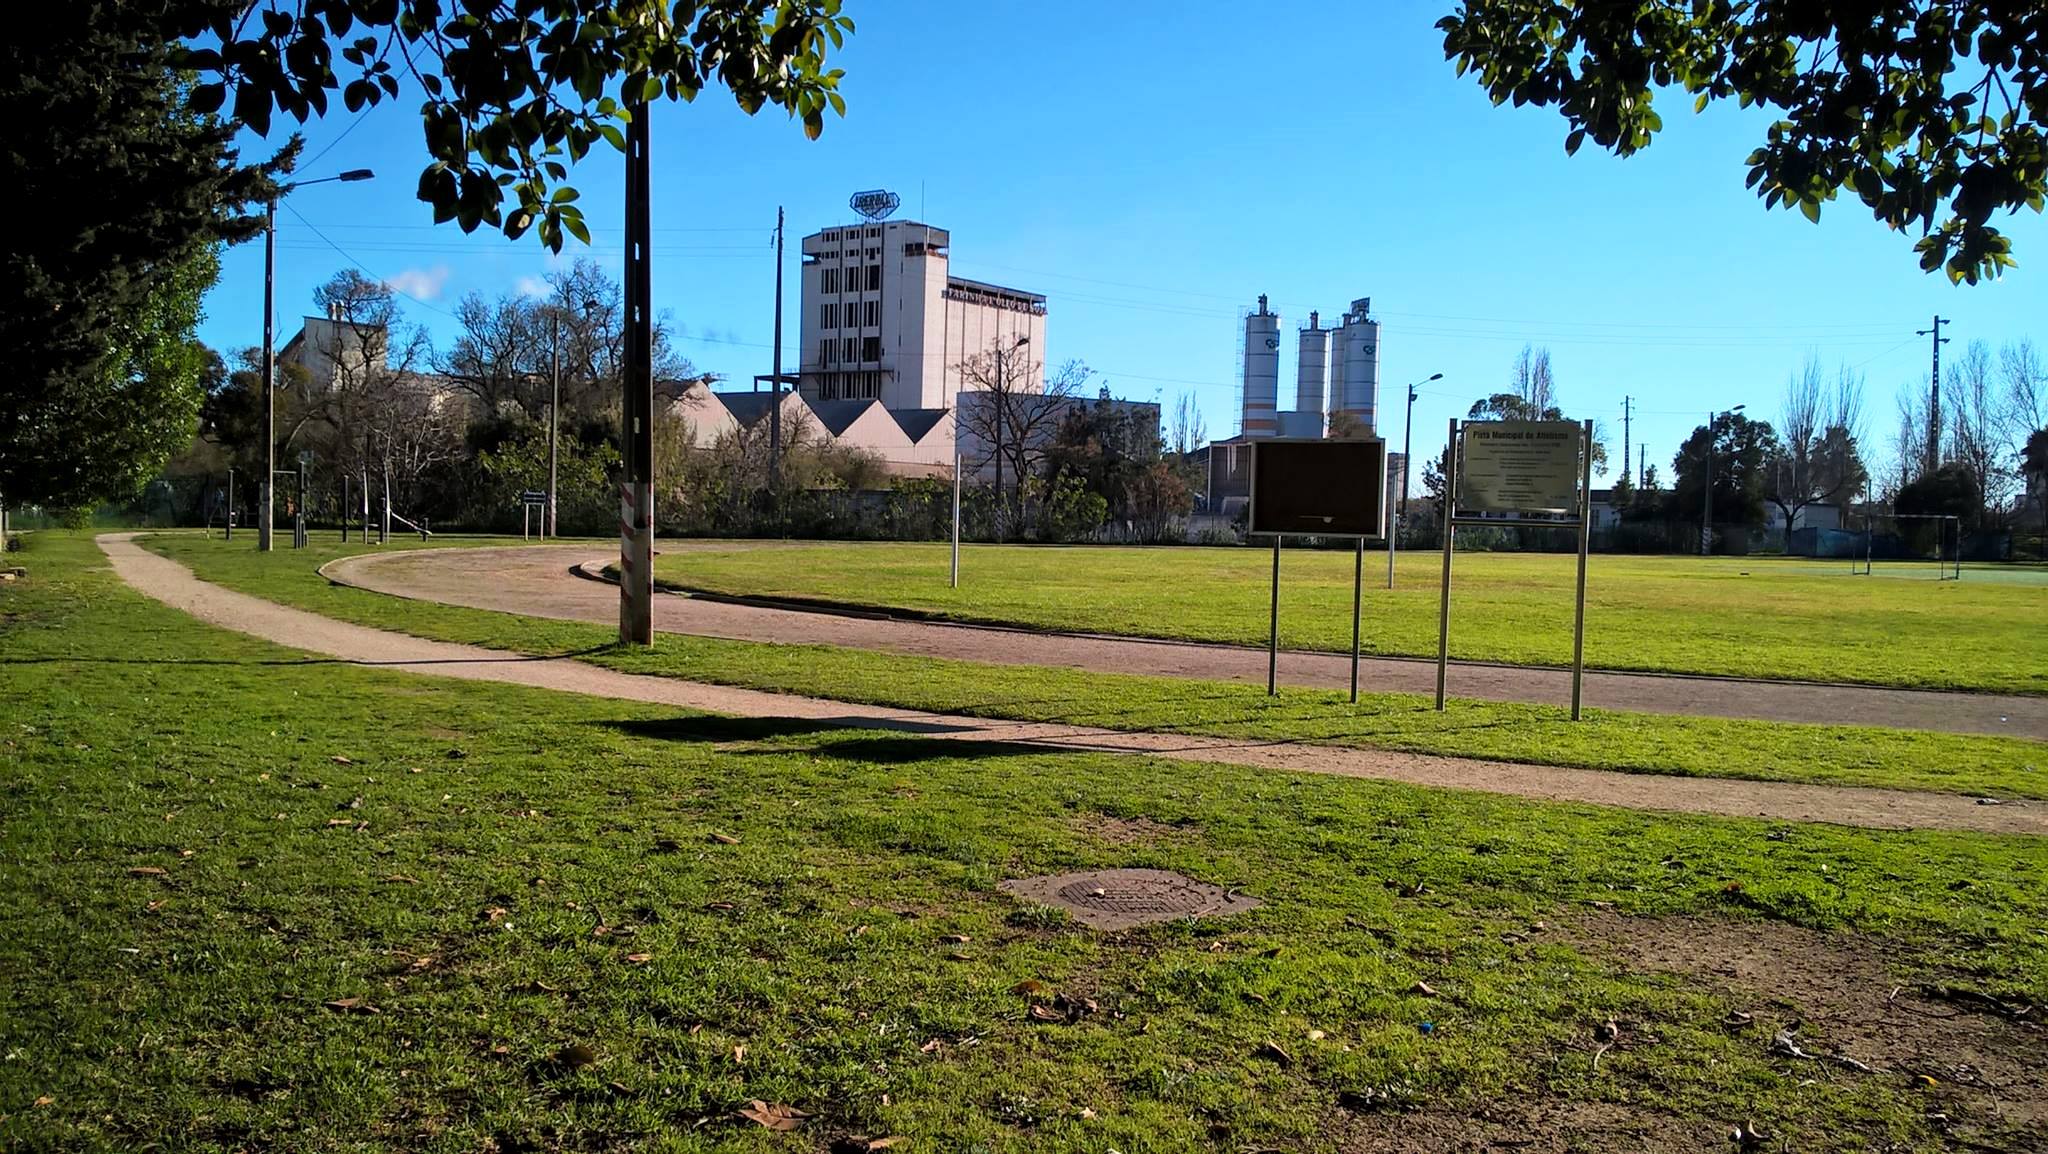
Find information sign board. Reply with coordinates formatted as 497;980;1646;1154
1457;421;1581;514
1249;438;1387;538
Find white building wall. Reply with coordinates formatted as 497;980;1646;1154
799;217;1045;412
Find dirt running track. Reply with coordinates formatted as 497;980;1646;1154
100;534;2045;835
326;543;2048;741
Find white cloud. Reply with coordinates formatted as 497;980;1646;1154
515;275;551;299
383;265;451;301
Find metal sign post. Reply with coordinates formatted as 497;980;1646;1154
341;472;350;543
1437;419;1594;720
1435;418;1457;710
1267;531;1282;695
1249;437;1387;700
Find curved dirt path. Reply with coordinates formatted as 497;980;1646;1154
101;534;2045;835
326;544;2048;740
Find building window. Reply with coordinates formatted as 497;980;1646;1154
863;300;878;327
820;302;837;330
861;335;881;362
843;337;857;362
822;267;839;293
865;264;881;291
866;227;879;238
818;339;832;366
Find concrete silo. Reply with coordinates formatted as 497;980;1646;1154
1296;310;1330;423
1241;294;1281;438
1332;297;1381;433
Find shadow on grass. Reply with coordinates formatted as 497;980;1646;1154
601;714;987;744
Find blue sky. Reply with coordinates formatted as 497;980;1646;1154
199;0;2045;486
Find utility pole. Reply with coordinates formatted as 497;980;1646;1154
260;198;276;552
1917;315;1950;476
1638;444;1645;489
547;309;560;539
769;206;784;485
618;102;655;645
1621;396;1631;485
1702;405;1746;555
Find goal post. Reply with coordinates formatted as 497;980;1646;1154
1854;512;1962;580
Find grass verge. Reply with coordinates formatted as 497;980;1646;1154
139;533;2048;800
649;541;2048;694
3;532;2044;1152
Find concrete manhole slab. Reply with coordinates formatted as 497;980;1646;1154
1000;868;1260;930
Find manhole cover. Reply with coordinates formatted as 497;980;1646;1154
1000;868;1260;930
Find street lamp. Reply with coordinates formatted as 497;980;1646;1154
1702;403;1745;556
260;168;374;552
1385;372;1443;589
1398;372;1443;531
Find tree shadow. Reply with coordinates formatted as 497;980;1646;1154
600;714;985;745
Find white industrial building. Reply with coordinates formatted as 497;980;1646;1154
1205;292;1395;519
799;219;1046;408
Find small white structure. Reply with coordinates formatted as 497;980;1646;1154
1331;297;1382;432
1295;311;1329;431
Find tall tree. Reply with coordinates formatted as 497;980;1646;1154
3;2;281;508
1944;340;2012;518
1467;345;1608;472
1673;411;1776;530
1765;356;1868;534
954;353;1086;539
173;1;852;249
1438;2;2048;282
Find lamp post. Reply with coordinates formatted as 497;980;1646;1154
991;334;1029;542
1386;372;1442;590
1702;403;1745;556
260;168;374;552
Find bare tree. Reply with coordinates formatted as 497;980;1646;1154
1764;356;1870;534
1167;390;1208;456
1509;344;1556;415
954;349;1087;538
1945;340;2011;518
1888;382;1927;501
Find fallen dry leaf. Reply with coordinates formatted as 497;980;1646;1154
383;874;419;885
323;997;379;1015
1012;979;1046;995
832;1137;903;1153
738;1101;808;1131
1308;1028;1327;1041
128;866;167;877
33;1095;54;1108
1256;1040;1293;1066
1412;981;1439;996
1028;1004;1065;1023
704;901;736;911
919;1038;943;1053
941;933;972;944
330;755;354;765
624;953;653;965
483;907;509;922
731;1043;747;1065
709;831;741;845
945;951;973;962
408;956;436;972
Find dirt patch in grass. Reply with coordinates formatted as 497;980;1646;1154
1070;812;1187;845
1579;912;2047;1144
1334;1100;1700;1153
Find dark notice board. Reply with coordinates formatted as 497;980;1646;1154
1249;438;1387;538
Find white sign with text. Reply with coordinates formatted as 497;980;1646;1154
1457;421;1582;514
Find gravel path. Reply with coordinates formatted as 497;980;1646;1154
101;534;2045;835
326;543;2048;740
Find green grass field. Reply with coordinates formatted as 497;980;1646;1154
648;543;2048;694
6;533;2046;1151
139;533;2048;799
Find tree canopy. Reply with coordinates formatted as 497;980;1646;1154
1439;1;2048;283
3;3;284;509
171;0;853;248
